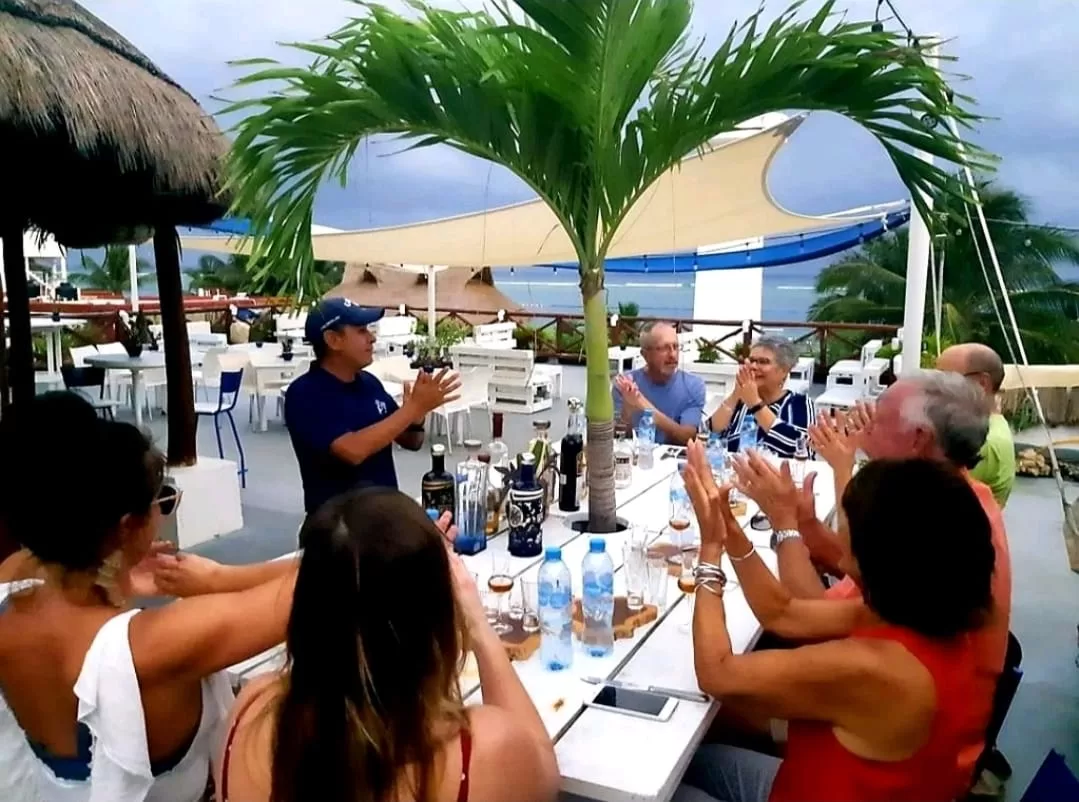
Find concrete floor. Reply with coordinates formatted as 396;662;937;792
131;365;1079;797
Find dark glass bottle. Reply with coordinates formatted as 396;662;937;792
558;397;585;512
508;453;545;557
421;443;455;518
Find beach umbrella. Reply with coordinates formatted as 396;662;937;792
0;0;229;465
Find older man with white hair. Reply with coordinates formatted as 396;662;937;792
613;321;705;445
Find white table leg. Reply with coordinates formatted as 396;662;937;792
259;393;269;432
132;370;145;428
47;331;58;376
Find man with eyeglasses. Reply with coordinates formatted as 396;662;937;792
613;321;705;445
284;299;460;519
936;343;1015;507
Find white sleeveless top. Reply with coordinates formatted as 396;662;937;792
0;581;236;802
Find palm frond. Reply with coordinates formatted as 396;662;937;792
226;0;990;298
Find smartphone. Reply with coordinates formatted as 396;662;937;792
584;684;678;722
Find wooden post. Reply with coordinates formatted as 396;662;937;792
153;226;197;466
1;229;33;409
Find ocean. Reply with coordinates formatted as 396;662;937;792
492;262;822;323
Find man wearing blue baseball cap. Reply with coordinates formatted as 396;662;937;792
284;298;460;518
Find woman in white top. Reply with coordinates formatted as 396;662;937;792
0;393;297;802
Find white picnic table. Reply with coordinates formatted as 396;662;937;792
227;451;836;802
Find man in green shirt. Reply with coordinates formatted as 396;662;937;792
937;343;1016;506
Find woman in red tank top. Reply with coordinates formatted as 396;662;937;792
674;446;996;802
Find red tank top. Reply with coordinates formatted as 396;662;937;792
769;624;980;802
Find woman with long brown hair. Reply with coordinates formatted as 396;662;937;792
216;486;559;802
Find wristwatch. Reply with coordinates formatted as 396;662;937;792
770;529;802;549
746;402;765;415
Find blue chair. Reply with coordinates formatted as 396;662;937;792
195;368;247;488
1021;751;1079;802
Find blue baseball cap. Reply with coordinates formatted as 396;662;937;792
304;298;384;342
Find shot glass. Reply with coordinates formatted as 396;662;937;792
508;582;525;621
520;579;540;633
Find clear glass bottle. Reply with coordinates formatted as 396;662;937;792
453;439;488;555
479;452;503;536
487;412;509;469
529;419;556;509
613;424;633;490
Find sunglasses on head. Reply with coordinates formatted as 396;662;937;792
155;484;183;516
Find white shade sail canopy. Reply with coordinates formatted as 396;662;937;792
183;114;891;267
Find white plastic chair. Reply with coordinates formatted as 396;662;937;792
430;367;492;451
69;344;99;368
786;356;815;395
245;356;310;431
193;346;231;400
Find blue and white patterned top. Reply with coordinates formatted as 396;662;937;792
713;390;815;458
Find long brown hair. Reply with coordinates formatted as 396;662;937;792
271;487;468;802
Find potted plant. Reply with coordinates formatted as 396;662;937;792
695;338;719;364
230;2;983;533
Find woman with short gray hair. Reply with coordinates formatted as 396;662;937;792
708;334;815;458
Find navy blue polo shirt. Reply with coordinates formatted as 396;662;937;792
284;364;400;514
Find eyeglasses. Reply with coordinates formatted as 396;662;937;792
747;356;774;366
155;484;183;516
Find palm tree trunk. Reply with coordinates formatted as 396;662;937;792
581;270;617;533
1;228;33;410
154;227;197;466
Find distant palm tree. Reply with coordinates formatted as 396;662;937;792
188;253;345;298
809;181;1079;363
72;246;152;294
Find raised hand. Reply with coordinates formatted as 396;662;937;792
408;368;462;415
683;440;727;552
845;400;876;446
730;451;812;530
735;362;761;406
128;541;178;597
615;374;646;412
446;550;487;637
808;415;857;475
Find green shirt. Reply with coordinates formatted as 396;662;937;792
970;413;1015;507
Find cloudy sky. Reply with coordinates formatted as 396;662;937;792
83;0;1079;232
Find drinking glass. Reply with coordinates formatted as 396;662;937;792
677;549;696;634
487;552;514;634
623;541;647;611
646;553;669;611
508;583;524;621
520;579;540;633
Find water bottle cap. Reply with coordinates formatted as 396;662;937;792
545;546;562;561
425;509;439;521
642;409;654;419
589;537;606;553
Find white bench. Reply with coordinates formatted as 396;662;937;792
815;359;869;412
472;322;516;350
787;356;815;394
450;344;553;414
372;314;419;353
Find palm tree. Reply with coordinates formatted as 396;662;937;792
225;0;986;531
810;181;1079;363
188;253;345;298
72;245;151;294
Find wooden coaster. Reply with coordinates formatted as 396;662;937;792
496;615;542;661
571;596;658;640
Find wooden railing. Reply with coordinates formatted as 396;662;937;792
21;301;898;380
400;306;899;380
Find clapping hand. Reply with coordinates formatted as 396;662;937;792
128;541;178;597
682;440;732;554
808;413;858;476
151;551;225;598
615;374;649;413
731;451;815;531
735;362;761;406
408;368;462;415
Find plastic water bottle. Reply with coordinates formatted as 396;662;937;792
707;432;727;481
580;538;615;657
740;418;758;452
637;409;656;470
538;546;574;671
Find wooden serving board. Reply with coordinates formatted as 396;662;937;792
571;596;657;640
497;615;542;661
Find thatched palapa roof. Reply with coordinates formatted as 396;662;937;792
0;0;229;246
326;264;522;324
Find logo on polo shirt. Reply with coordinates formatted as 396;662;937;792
375;399;388;415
